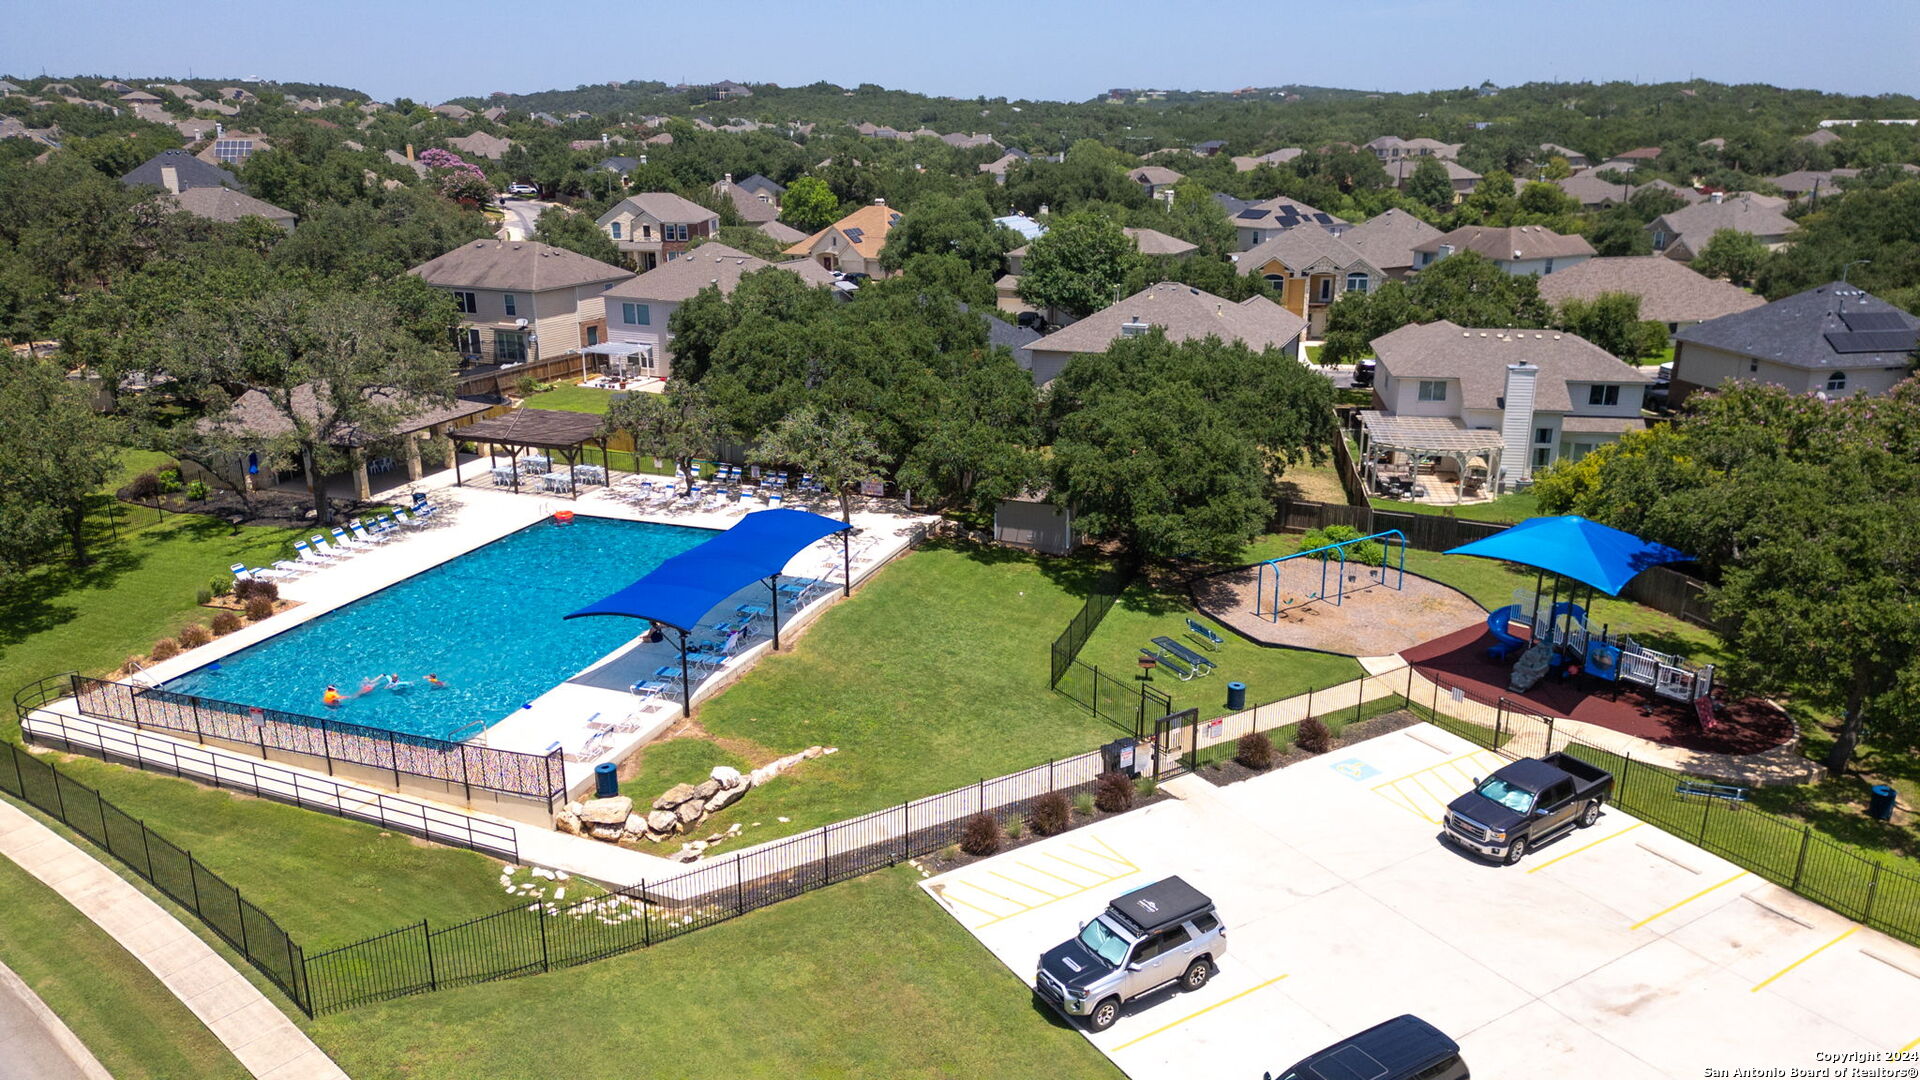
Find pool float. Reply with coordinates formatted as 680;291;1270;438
553;509;575;525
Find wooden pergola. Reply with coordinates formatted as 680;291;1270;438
453;408;611;500
1355;412;1506;503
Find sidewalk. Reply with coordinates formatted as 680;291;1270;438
0;799;347;1080
0;961;110;1080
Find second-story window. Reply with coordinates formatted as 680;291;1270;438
610;222;622;239
1417;380;1447;402
453;291;476;314
1345;272;1370;295
503;293;518;318
622;303;650;326
1588;384;1620;406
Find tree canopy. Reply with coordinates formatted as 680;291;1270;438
1016;211;1138;319
1320;252;1552;364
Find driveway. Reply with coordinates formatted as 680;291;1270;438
498;198;553;241
920;724;1920;1079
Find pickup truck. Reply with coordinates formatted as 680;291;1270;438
1443;752;1614;865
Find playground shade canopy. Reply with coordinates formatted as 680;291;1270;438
1444;515;1690;596
565;509;850;631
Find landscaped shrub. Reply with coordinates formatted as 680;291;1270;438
1235;731;1276;771
1029;792;1072;836
149;638;180;661
195;587;212;606
233;579;278;603
1004;816;1024;840
185;479;209;501
124;471;162;501
1094;771;1135;813
959;812;1001;856
177;624;212;648
1300;524;1384;566
156;468;183;493
210;576;232;598
1296;717;1334;755
210;610;242;635
1072;792;1095;818
1136;775;1157;799
244;595;275;622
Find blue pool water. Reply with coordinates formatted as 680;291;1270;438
164;516;714;739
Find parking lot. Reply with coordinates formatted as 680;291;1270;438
920;724;1920;1079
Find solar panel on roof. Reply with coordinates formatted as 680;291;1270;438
843;227;864;243
1236;209;1265;220
1841;311;1909;333
1824;330;1919;354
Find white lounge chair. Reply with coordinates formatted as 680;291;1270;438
293;540;336;565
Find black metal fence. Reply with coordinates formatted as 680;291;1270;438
1054;657;1174;738
298;747;1109;1014
70;675;565;805
1049;586;1119;687
0;738;313;1013
1407;689;1920;949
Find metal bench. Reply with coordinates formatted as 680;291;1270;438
1675;781;1748;802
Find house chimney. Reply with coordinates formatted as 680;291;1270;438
215;122;224;138
1499;363;1540;486
601;133;609;147
723;172;732;186
159;165;180;194
405;143;415;161
1710;190;1723;203
873;197;886;205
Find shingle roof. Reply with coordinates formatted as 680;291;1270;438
1766;169;1859;196
1123;227;1199;258
1651;195;1796;242
598;192;716;227
1230;147;1302;172
431;103;473;119
409;240;634;293
168;186;296;225
203;387;492;447
1339;208;1444;272
599;156;638;174
1538;143;1588;162
713;180;779;223
1371;320;1653;413
757;220;807;245
121;148;240;192
736;173;784;197
602;243;836;303
1673;282;1920;372
446;131;514;159
1128;165;1185;186
1554;172;1640;207
1414;224;1595;262
1231;195;1347;233
1031;282;1306;356
784;202;901;261
1534;257;1767;325
1799;128;1843;146
1235;226;1377;277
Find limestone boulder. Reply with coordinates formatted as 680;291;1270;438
623;813;647;836
706;784;746;813
710;765;743;789
556;811;585;837
578;796;633;826
654;783;698;809
646;809;678;834
675;798;706;825
693;778;721;800
587;823;624;842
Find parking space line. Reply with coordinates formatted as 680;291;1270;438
1019;860;1089;889
1751;925;1860;993
928;884;1001;919
1075;836;1137;869
1526;822;1644;874
1631;871;1748;929
1047;851;1107;877
1370;750;1482;792
1899;1034;1919;1054
977;865;1140;928
994;870;1059;899
956;878;1024;907
1110;973;1291;1051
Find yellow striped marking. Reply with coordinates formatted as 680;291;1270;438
1527;822;1644;874
1632;872;1748;929
1047;851;1106;877
1752;926;1860;992
1370;750;1484;793
954;879;1023;907
1071;838;1133;869
928;885;1000;919
977;865;1140;928
1898;1034;1920;1054
994;870;1059;899
1019;860;1089;889
1111;974;1291;1051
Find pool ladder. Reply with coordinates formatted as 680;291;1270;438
450;719;489;746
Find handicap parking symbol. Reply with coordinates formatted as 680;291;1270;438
1330;758;1379;781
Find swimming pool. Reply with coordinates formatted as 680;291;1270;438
164;516;714;740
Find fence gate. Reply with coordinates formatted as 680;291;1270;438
1147;708;1196;778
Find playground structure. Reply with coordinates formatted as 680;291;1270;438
1253;529;1408;620
1488;590;1716;705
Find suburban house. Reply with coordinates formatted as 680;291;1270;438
1800;128;1843;147
446;132;514;160
408;240;634;368
1339;208;1443;280
1647;195;1797;260
121;148;240;192
1231;147;1303;172
583;243;836;380
1365;136;1463;162
1767;169;1860;199
431;103;473;120
1670;282;1920;405
1412;225;1595;276
595;193;721;271
1387;157;1482;198
196;131;272;167
167;186;297;230
757;220;807;246
783;200;901;278
1554;172;1642;209
1127;165;1184;200
1020;281;1308;385
1535;256;1766;336
979;151;1028;183
1367;320;1653;484
1233;227;1381;336
1228;195;1349;249
599;156;638;176
711;173;779;224
1600;146;1662;172
734;173;784;203
1538;143;1590;169
1123;227;1199;259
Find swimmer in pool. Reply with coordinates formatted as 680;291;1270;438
386;673;410;693
424;674;447;689
358;677;380;697
323;685;342;707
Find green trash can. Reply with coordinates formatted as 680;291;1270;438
1226;681;1247;711
1869;784;1897;822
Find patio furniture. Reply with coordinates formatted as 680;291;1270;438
1185;618;1225;648
573;464;607;485
540;473;573;494
1140;647;1194;681
522;455;552;474
294;540;338;565
1152;636;1216;674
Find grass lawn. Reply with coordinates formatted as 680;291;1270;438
520;382;621;415
620;543;1120;846
1076;580;1362;720
1368;489;1541;524
0;851;249;1080
1276;454;1349;505
305;866;1123;1080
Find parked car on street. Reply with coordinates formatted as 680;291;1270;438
1443;751;1614;865
1034;876;1224;1031
506;182;538;196
1266;1014;1469;1080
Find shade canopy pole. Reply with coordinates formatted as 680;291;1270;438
841;530;851;597
676;626;690;718
766;575;782;651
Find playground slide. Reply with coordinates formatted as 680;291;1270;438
1486;605;1526;660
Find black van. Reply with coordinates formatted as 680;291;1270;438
1265;1014;1468;1080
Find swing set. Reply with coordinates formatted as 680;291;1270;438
1253;529;1408;621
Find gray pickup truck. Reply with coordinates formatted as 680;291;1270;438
1034;876;1225;1031
1443;752;1614;865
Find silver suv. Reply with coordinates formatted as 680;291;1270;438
1034;876;1225;1031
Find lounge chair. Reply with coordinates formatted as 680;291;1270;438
232;561;294;583
293;540;336;565
348;519;389;544
310;533;351;559
374;513;402;533
411;494;438;519
1140;648;1195;681
1152;636;1216;675
1185;618;1225;649
391;509;419;528
329;526;368;551
631;679;672;703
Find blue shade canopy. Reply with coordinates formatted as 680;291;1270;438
566;509;850;631
1444;515;1690;596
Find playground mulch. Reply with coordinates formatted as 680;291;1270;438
1193;566;1488;657
1402;623;1795;755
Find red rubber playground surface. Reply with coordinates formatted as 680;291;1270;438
1402;623;1795;755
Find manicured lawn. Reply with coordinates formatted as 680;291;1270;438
1368;489;1540;524
520;382;621;415
1276;454;1349;505
305;866;1123;1080
0;851;248;1080
621;543;1120;845
1076;580;1362;719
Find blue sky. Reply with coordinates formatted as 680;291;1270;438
10;0;1916;104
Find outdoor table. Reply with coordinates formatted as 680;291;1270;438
573;465;607;485
521;456;551;474
735;603;770;620
540;474;572;493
